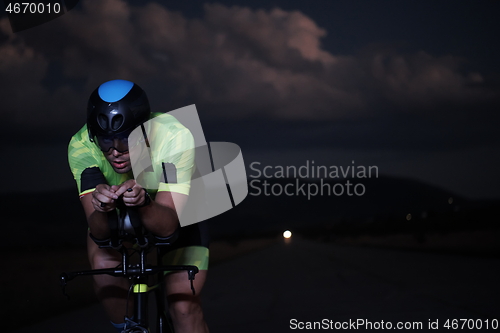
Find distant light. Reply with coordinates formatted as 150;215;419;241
406;214;412;221
448;197;453;204
283;230;292;239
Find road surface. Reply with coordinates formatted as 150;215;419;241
11;238;500;332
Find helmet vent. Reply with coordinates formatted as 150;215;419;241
97;114;108;130
111;115;124;131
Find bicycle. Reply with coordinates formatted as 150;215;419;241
60;207;199;333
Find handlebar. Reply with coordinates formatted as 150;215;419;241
60;205;196;298
105;204;149;250
61;265;198;280
60;264;198;296
91;200;179;250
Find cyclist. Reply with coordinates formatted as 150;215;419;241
68;79;210;333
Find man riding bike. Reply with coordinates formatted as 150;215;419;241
68;79;210;333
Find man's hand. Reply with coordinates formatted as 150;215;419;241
114;179;148;207
91;184;119;212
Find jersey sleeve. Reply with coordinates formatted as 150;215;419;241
135;114;196;196
68;126;103;196
156;126;195;195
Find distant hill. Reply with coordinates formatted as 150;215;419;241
210;175;497;239
2;175;498;247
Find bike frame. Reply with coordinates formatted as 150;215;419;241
60;209;199;333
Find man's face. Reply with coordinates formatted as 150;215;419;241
104;147;132;174
96;132;132;173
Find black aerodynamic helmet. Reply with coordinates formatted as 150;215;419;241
87;79;150;152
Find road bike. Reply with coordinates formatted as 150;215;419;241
60;208;199;333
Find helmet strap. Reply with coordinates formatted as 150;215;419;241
88;128;95;143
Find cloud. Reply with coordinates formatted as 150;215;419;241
0;0;497;135
366;49;492;109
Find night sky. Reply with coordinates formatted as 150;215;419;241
1;0;499;199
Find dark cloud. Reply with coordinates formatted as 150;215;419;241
1;0;496;128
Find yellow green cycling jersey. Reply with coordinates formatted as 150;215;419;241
68;112;195;197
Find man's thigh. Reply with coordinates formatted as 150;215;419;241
165;269;208;304
86;231;122;269
162;244;209;297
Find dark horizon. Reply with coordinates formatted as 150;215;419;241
3;174;498;250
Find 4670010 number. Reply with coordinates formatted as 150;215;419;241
444;319;498;330
5;2;61;14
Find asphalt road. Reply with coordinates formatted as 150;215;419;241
11;238;500;332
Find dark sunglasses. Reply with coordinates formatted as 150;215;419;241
96;131;130;153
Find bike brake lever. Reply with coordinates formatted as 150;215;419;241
188;269;196;295
60;273;70;300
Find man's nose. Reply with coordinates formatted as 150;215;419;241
112;146;123;156
111;139;128;154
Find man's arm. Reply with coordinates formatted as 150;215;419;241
83;179;187;239
81;184;119;240
116;179;187;238
136;190;188;238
